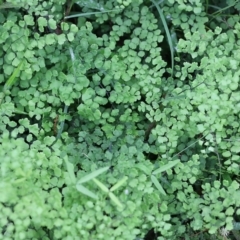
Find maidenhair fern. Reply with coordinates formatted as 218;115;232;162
1;0;240;239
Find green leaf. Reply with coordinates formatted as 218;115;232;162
152;160;180;175
222;151;231;157
67;32;75;42
57;34;66;45
76;184;98;199
82;88;95;102
194;7;202;14
110;176;128;192
38;17;48;27
151;175;166;195
92;178;109;193
48;18;57;30
45;34;56;45
24;15;35;26
136;163;151;175
77;166;110;184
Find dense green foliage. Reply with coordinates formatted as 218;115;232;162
1;0;240;239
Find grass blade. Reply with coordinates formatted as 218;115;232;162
109;192;123;209
4;60;24;92
151;174;166;195
152;160;180;175
64;9;120;19
77;166;110;184
76;183;98;199
0;3;20;9
151;0;174;75
64;156;76;184
92;178;109;193
110;176;128;192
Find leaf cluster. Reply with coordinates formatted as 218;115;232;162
1;0;240;240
